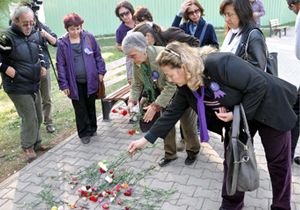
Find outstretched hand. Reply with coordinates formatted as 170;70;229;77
127;137;149;155
215;107;233;122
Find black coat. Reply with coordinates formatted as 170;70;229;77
145;53;297;143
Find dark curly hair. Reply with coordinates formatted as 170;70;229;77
115;1;135;21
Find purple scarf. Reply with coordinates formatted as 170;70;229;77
193;87;209;142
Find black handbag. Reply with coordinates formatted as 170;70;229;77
244;29;278;76
226;104;259;196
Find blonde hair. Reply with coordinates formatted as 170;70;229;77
156;42;217;91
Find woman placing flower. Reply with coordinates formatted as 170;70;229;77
123;32;200;167
56;13;106;144
128;42;297;210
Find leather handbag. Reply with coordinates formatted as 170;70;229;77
244;28;278;76
96;81;106;99
225;104;259;196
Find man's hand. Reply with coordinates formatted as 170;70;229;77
40;67;47;77
5;66;16;78
127;137;149;155
143;105;157;122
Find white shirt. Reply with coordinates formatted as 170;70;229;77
220;28;242;54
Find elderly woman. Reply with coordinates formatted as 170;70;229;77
128;42;297;210
220;0;267;70
122;32;200;166
172;0;218;47
56;13;106;144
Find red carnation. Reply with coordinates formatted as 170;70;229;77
120;110;128;116
111;109;117;113
89;195;97;202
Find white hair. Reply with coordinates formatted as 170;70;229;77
11;6;34;23
122;31;148;55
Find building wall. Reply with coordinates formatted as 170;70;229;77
41;0;295;37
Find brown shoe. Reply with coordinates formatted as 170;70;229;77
35;145;49;152
24;148;37;160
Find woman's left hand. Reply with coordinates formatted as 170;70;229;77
143;105;156;122
99;74;104;82
215;107;233;122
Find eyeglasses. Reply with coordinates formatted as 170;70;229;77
119;11;130;18
187;9;200;16
21;21;35;27
223;13;237;18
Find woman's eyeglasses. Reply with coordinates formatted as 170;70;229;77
187;9;200;16
223;13;237;19
119;11;130;18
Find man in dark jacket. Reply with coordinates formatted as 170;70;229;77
0;6;46;160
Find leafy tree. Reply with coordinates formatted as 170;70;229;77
0;0;20;28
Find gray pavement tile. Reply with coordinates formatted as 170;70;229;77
22;184;44;194
177;194;203;209
187;176;211;188
201;169;223;181
0;198;9;206
256;187;273;199
181;167;204;178
293;182;300;194
194;188;221;201
7;181;30;191
201;198;221;210
173;183;196;197
165;173;190;185
295;203;300;210
161;202;188;210
243;196;269;209
150;179;174;191
0;187;12;198
0;200;15;210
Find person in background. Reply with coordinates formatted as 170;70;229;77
220;0;267;70
38;24;57;134
21;2;58;134
249;0;265;28
286;0;300;165
56;13;106;144
115;0;135;84
133;6;153;24
172;0;219;48
123;32;200;166
0;6;47;160
127;41;297;210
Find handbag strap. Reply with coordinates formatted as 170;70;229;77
244;28;269;72
199;23;208;46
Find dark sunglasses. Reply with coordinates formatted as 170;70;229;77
119;11;130;18
187;9;200;16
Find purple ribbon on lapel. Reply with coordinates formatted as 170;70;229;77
193;87;209;142
210;82;226;99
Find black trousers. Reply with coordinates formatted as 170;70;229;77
72;83;97;138
291;87;300;159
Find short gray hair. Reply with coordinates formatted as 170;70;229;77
122;32;148;55
11;6;34;23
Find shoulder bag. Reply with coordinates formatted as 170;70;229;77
226;104;260;196
244;29;278;76
86;34;106;99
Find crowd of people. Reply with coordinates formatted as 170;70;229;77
0;0;299;209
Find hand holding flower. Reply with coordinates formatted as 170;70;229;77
127;137;149;154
